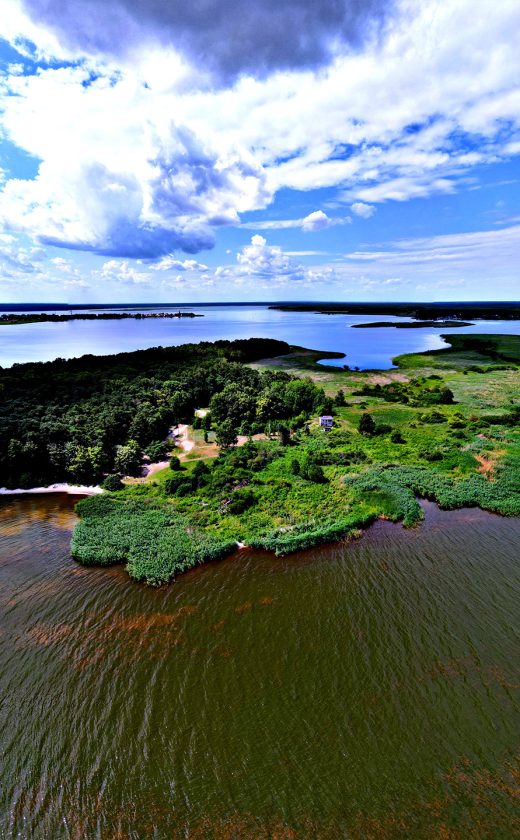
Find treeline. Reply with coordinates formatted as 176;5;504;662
0;337;329;488
0;311;202;325
354;376;455;406
269;302;520;320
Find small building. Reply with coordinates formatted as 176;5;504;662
319;415;334;430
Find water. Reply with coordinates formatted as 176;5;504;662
2;304;520;369
1;495;519;838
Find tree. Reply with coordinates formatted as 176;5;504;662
305;462;326;483
214;420;238;450
114;440;141;476
335;389;346;406
291;459;301;475
359;413;376;435
277;423;291;446
169;455;182;471
146;440;166;462
439;387;455;405
101;474;124;491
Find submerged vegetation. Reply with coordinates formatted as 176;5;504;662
68;333;520;584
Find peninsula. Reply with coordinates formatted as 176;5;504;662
269;301;520;320
2;333;518;584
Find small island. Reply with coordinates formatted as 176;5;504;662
0;311;203;325
352;320;473;329
1;333;518;585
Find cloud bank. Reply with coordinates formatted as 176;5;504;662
18;0;394;83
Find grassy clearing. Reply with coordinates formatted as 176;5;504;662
74;335;520;584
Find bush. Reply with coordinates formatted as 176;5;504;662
304;463;326;483
390;430;405;443
101;474;124;492
227;487;256;514
359;413;376;435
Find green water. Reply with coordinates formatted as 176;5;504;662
1;495;519;838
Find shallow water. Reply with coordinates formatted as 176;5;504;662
1;495;519;838
2;304;520;368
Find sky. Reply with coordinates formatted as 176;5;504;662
0;0;519;303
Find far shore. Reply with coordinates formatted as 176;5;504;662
0;483;102;496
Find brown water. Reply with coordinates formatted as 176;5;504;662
0;495;519;839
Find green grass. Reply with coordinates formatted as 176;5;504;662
73;335;520;584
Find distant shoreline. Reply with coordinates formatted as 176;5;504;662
269;302;520;321
0;312;203;326
352;320;473;329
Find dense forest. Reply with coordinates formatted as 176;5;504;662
270;302;520;320
0;338;329;488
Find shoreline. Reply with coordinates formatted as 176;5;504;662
0;483;103;496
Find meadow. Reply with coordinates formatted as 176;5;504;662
73;334;520;584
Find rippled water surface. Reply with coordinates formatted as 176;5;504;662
1;496;519;838
2;304;520;368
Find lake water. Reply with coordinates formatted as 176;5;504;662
2;304;520;369
1;495;519;838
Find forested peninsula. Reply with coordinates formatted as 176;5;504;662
270;302;520;320
1;334;519;584
0;311;202;325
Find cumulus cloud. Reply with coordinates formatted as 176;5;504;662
17;0;395;83
150;256;208;271
223;234;335;287
350;202;376;219
1;0;520;273
0;65;270;258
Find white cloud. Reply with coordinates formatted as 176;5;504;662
242;210;349;232
150;256;208;271
350;202;376;219
1;0;520;270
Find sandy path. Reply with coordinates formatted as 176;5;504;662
172;424;195;453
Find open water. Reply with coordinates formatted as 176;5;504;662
1;495;519;838
2;304;520;368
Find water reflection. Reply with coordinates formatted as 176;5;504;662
1;305;520;368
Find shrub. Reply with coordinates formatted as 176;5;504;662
227;487;256;514
169;455;182;471
101;474;124;492
359;413;376;435
390;430;405;444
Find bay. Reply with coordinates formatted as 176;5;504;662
2;304;520;369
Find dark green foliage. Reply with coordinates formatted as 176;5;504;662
227;487;256;514
355;379;456;407
334;389;346;406
146;440;167;461
101;474;124;492
0;337;291;488
390;430;405;443
291;459;301;475
214;420;239;449
277;424;291;446
359;413;376;435
169;455;182;471
114;440;141;477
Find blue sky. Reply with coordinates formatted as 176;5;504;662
0;0;519;303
